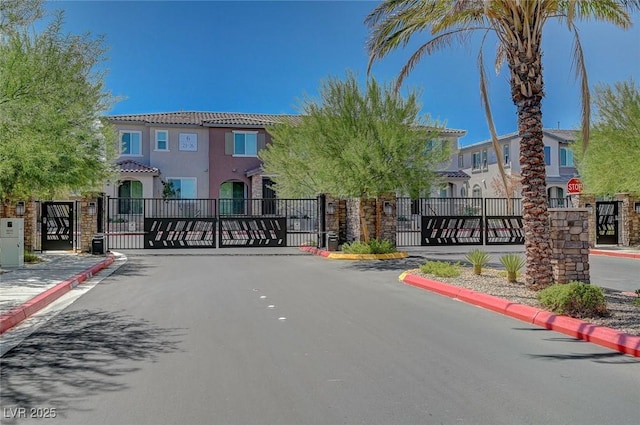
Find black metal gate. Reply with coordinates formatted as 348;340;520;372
41;201;74;251
105;197;319;249
596;201;619;244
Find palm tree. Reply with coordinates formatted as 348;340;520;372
366;0;638;288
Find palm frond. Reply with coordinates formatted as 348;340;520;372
569;24;591;154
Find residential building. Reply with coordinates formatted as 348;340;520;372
456;129;579;202
105;111;468;205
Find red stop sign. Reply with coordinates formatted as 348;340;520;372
567;178;583;194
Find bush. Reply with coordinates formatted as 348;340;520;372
465;249;491;275
24;250;43;264
419;260;461;278
341;238;397;254
537;282;608;318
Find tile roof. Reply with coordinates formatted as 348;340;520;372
115;159;160;174
438;170;470;179
460;128;578;149
107;111;303;127
106;111;466;134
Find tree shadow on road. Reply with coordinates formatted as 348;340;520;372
0;309;184;422
341;256;427;272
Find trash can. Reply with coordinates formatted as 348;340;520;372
91;234;105;255
326;231;339;252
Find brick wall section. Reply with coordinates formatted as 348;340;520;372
616;193;640;246
0;199;38;252
549;209;590;284
250;175;262;215
79;198;98;253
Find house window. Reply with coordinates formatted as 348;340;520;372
458;153;464;168
120;131;142;156
166;178;197;199
155;130;168;151
560;147;574;166
482;149;488;169
544;146;551;165
503;144;510;165
233;132;258;156
472;152;481;170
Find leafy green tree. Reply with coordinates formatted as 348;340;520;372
0;0;117;205
575;79;640;195
260;73;450;241
365;0;639;288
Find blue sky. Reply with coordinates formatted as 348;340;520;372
49;1;640;145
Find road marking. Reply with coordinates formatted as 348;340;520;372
278;317;287;321
260;295;267;299
267;305;275;309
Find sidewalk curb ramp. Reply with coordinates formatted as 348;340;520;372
0;253;116;335
399;272;640;358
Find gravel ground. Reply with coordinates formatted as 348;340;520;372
409;267;640;336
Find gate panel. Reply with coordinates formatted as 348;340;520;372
596;201;619;244
421;216;483;246
41;202;74;250
485;198;524;245
219;217;286;247
144;218;216;248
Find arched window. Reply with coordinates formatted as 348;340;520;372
472;185;482;198
118;180;143;214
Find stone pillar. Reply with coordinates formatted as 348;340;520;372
345;195;397;245
549;208;590;284
250;175;263;215
629;194;640;246
325;195;347;245
79;198;99;253
578;193;597;248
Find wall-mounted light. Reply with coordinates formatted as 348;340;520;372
88;202;96;216
383;201;393;215
326;202;335;215
15;201;25;216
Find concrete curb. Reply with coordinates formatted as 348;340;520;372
399;272;640;357
300;246;408;260
0;253;116;335
590;249;640;260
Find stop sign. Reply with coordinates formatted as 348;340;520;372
567;177;583;194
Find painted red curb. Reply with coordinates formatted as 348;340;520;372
300;246;330;257
590;249;640;260
400;273;640;357
0;253;115;335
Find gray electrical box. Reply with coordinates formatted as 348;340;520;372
0;218;24;267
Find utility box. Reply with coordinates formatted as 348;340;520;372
326;231;339;252
0;218;24;267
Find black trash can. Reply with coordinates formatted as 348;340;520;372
326;231;339;252
91;234;105;255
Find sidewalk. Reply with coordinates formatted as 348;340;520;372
0;252;116;334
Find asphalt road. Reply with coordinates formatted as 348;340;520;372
1;252;638;425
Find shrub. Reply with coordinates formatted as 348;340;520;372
419;260;461;278
537;281;608;318
465;249;491;275
500;254;526;283
341;239;396;254
24;250;43;264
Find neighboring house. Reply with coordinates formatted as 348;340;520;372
105;111;469;207
457;129;579;202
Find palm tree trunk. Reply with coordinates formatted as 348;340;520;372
509;44;553;288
